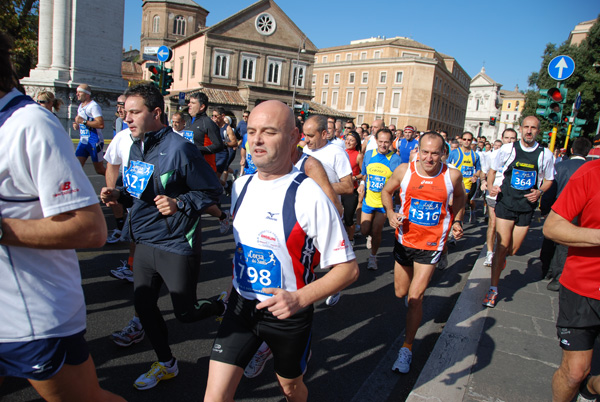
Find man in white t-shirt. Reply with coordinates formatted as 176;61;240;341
0;34;123;401
204;100;358;402
72;83;106;175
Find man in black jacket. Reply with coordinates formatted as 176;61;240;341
101;84;224;391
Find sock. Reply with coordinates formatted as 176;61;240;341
128;256;134;268
580;376;598;399
116;217;125;231
402;342;412;351
487;251;493;256
489;286;498;293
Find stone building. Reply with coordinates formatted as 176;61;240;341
498;86;526;136
312;36;470;137
463;67;501;141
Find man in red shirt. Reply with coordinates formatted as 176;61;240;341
543;159;600;402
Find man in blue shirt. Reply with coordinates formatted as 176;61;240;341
397;125;418;164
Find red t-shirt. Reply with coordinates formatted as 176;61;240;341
552;159;600;299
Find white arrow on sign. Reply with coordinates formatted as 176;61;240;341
158;49;169;59
554;57;569;79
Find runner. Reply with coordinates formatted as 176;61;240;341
447;131;481;223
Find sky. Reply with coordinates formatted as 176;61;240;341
123;0;599;92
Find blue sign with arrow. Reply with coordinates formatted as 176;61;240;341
547;55;575;81
157;46;173;63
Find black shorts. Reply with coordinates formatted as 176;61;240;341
0;330;89;381
556;286;600;351
495;202;534;227
393;242;442;266
210;289;313;379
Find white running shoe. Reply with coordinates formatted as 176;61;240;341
219;210;231;235
106;228;122;244
134;359;178;390
110;261;133;283
483;252;493;267
244;343;273;378
367;254;378;270
325;292;341;306
366;235;372;249
112;318;144;347
392;347;412;374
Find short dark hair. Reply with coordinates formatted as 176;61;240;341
307;115;328;134
172;111;183;119
243;110;250;115
571;137;592;157
124;83;164;114
462;131;474;139
375;128;393;141
361;123;370;129
502;128;517;138
189;92;209;109
216;106;226;116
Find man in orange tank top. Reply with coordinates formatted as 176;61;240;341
382;132;466;374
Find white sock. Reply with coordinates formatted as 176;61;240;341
487;251;493;257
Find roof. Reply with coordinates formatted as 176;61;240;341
170;87;246;107
471;66;500;87
318;36;434;53
499;89;525;99
304;101;353;119
143;0;208;12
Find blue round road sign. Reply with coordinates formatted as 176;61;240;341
547;55;575;81
157;46;173;63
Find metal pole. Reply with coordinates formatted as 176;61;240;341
549;125;558;152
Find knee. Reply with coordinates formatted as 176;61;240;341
406;293;424;308
279;379;307;401
559;361;590;387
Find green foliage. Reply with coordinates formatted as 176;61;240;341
0;0;39;79
523;15;600;144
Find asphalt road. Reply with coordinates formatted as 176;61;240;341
1;155;488;402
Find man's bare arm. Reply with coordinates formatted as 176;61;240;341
332;174;354;195
304;157;343;216
543;210;600;248
382;164;408;229
1;204;107;249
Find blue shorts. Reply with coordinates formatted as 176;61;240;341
362;200;385;215
75;141;104;163
0;330;89;381
215;150;229;173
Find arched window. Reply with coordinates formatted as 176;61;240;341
173;15;186;36
152;15;160;33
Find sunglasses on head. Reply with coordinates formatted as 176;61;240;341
37;100;47;104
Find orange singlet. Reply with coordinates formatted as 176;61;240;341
396;161;454;251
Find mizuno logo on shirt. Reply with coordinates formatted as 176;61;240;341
266;212;279;221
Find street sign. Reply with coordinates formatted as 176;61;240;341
178;92;186;106
157;46;173;63
547;55;575;81
144;46;159;55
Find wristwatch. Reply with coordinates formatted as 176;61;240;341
539;189;544;197
176;198;185;210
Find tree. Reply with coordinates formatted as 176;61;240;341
522;16;600;144
1;0;39;79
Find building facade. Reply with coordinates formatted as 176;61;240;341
498;85;526;136
312;37;470;138
464;67;501;141
568;19;597;46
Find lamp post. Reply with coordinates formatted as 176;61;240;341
291;36;307;109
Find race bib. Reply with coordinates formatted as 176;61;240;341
234;243;282;295
124;160;154;199
511;169;536;190
408;198;442;227
368;174;386;193
79;123;90;144
182;130;194;143
461;165;475;178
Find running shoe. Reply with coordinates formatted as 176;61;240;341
437;252;448;270
576;375;598;402
325;292;341;306
392;347;412;374
244;343;273;378
106;228;122;244
366;235;372;249
111;319;145;347
482;289;498;308
367;254;378;270
215;291;228;323
110;261;133;283
219;210;231;235
483;252;493;267
134;360;178;390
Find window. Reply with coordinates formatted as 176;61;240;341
173;15;186;36
515;101;520;111
360;51;367;60
323;74;329;85
332;91;338;108
374;51;381;59
357;114;364;125
179;57;183;80
395;71;403;84
241;54;257;81
391;91;402;110
362;72;368;84
390;117;397;126
358;91;366;110
346;91;353;108
349;72;355;84
335;54;340;62
476;99;480;111
213;51;230;78
507;102;512;109
376;92;384;109
402;51;420;57
322;56;328;63
346;53;352;61
321;90;327;104
152;15;160;33
506;114;509;120
334;73;340;84
291;62;306;87
379;71;387;84
255;13;276;36
190;53;196;78
312;74;316;85
266;57;282;85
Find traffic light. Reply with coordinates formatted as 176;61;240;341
300;102;310;119
162;67;174;95
537;86;568;124
542;131;552;143
571;117;587;138
147;64;162;89
489;117;496;126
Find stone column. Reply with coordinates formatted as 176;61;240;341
36;0;53;69
51;0;71;70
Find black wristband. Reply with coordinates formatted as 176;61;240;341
452;220;463;227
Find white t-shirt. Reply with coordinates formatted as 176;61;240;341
104;128;133;175
77;99;104;142
303;142;352;185
0;89;99;342
230;169;355;302
365;135;377;153
330;137;345;149
491;142;555;189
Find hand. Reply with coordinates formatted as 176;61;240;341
72;122;79;131
357;184;364;195
74;115;85;124
488;185;501;197
452;222;464;240
524;189;541;203
480;181;488;192
387;212;405;229
100;187;120;206
470;177;477;183
256;288;301;320
154;195;177;215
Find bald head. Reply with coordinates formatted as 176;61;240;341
251;100;295;135
371;119;384;134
